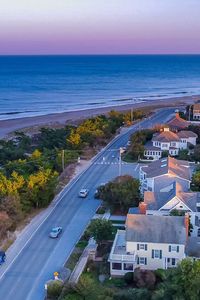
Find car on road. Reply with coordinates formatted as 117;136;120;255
0;251;6;265
49;227;62;238
79;189;89;198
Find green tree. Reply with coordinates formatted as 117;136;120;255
154;259;200;300
87;219;113;244
97;175;140;213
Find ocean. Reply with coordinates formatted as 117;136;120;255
0;55;200;120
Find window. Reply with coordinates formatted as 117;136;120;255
139;257;147;265
198;228;200;237
137;244;148;250
169;245;179;252
172;258;176;266
124;263;134;271
152;249;162;259
154;250;160;258
112;263;122;270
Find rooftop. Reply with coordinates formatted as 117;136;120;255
186;237;200;258
167;114;188;130
177;130;198;139
141;157;192;180
126;214;186;244
144;181;200;212
193;103;200;111
152;131;180;143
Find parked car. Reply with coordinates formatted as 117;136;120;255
94;183;106;199
79;189;89;198
49;227;62;238
0;251;6;265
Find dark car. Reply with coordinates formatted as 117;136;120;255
49;227;62;238
0;251;6;265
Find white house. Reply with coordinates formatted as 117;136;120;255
193;104;200;120
109;214;188;276
140;157;192;193
143;181;200;237
144;128;197;160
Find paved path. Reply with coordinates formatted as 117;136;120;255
0;108;174;300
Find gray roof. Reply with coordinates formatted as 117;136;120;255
144;141;162;151
126;214;186;244
186;237;200;258
144;183;177;210
144;181;200;212
141;157;191;181
177;131;198;138
178;192;200;212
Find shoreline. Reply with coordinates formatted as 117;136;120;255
0;94;199;138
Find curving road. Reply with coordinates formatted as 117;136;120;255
0;108;175;300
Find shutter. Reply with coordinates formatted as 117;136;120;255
145;244;147;251
137;244;139;250
152;250;154;258
177;246;179;253
145;258;147;265
160;250;162;259
137;256;139;264
169;245;171;252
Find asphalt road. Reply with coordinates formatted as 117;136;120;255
0;108;175;300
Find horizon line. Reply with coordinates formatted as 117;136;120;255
0;53;200;56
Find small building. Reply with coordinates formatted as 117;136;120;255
144;128;197;160
193;104;200;120
140;157;192;193
108;214;188;276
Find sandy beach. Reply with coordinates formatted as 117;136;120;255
0;94;199;139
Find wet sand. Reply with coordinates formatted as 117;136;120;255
0;95;199;138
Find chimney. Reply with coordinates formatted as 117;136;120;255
163;127;170;132
184;213;190;240
139;202;147;215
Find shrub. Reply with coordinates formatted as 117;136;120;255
134;268;156;290
47;280;63;300
124;272;134;284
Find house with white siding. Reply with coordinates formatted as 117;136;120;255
140;157;192;193
193;104;200;120
143;181;200;237
109;214;188;276
144;128;197;160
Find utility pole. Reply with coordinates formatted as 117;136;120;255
118;147;125;176
131;108;133;124
61;150;65;172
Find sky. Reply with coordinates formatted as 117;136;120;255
0;0;200;54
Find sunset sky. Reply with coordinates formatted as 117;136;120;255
0;0;200;54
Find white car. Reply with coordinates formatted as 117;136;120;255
49;227;62;238
79;189;89;198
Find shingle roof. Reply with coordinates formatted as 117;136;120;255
152;131;180;143
186;237;200;258
167;114;188;130
144;184;177;210
178;192;200;212
177;131;198;139
125;214;186;244
144;181;200;212
141;157;191;181
193;104;200;111
144;141;162;151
